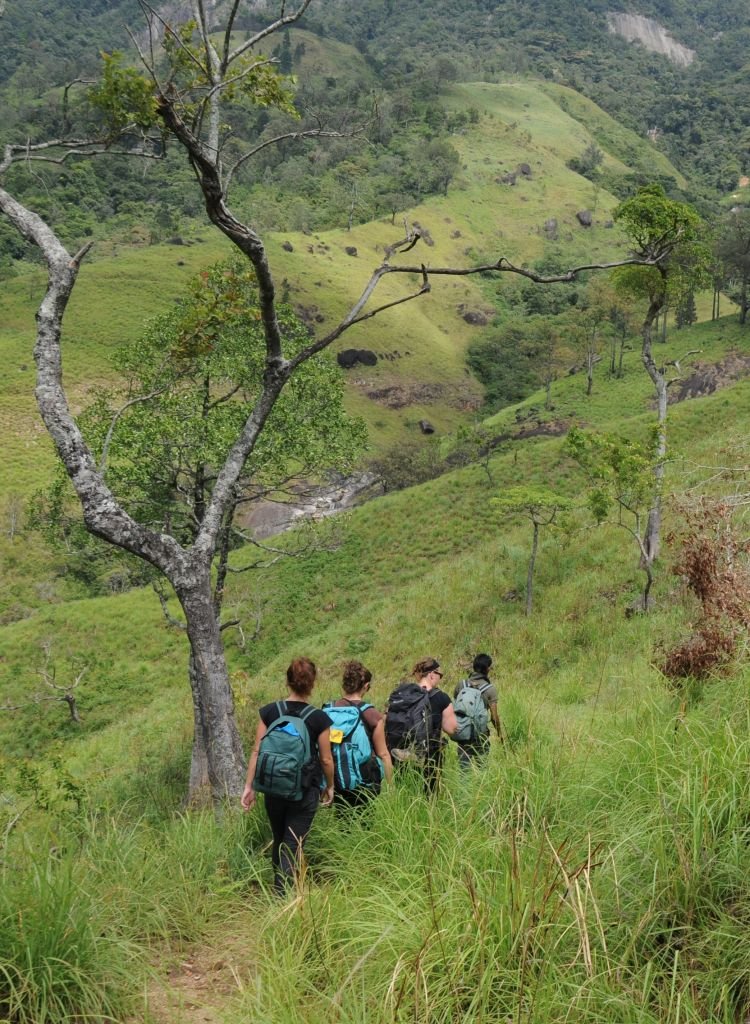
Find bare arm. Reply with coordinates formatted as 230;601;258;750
441;703;458;738
372;719;393;783
318;728;335;806
240;718;267;810
489;702;503;740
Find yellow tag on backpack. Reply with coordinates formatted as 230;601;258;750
330;728;344;744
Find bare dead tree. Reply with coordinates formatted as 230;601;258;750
0;0;672;803
1;645;85;724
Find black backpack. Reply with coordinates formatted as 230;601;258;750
385;683;435;761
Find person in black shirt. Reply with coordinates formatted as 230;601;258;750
241;657;334;895
412;657;458;792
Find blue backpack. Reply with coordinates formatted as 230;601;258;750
323;700;383;792
253;702;316;801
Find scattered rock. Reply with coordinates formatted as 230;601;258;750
344;246;358;256
500;172;517;185
337;348;378;369
418;420;436;434
462;309;489;326
167;236;184;245
281;240;294;252
176;260;186;266
518;162;532;177
576;210;593;228
451;229;462;239
543;218;558;240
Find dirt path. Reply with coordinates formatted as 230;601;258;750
142;914;256;1024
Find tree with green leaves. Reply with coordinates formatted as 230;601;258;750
613;184;710;566
565;427;660;610
492;487;571;616
715;207;750;326
675;290;697;329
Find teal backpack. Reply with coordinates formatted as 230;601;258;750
323;700;383;792
452;680;491;743
253;702;316;801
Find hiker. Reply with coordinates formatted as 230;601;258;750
241;657;334;895
386;657;458;792
325;660;393;808
452;653;502;769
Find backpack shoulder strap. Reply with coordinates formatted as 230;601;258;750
298;703;317;722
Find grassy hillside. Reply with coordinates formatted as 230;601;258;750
0;76;686;489
2;309;750;1022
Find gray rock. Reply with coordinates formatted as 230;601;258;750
337;348;378;369
344;245;358;256
576;210;593;227
282;240;294;252
543;217;558;240
418;420;436;434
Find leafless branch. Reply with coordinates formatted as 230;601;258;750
221;0;245;73
224;126;349;192
227;0;314;65
137;0;210;80
153;579;187;630
2;649;85;723
98;386;168;474
234;599;264;650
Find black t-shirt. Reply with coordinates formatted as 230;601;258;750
427;688;451;736
259;700;332;748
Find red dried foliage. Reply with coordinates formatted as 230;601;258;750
663;500;750;680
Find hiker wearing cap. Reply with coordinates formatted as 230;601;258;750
385;657;458;792
452;653;502;769
324;660;393;809
241;657;334;895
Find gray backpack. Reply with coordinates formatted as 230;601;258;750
452;680;490;743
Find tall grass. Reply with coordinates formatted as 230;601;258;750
229;696;750;1024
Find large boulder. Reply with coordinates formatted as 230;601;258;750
518;162;532;177
418;420;436;434
336;348;378;369
576;209;593;228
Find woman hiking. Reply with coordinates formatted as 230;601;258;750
241;657;334;895
325;660;393;808
386;657;458;792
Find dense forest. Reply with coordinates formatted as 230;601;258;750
2;0;749;266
